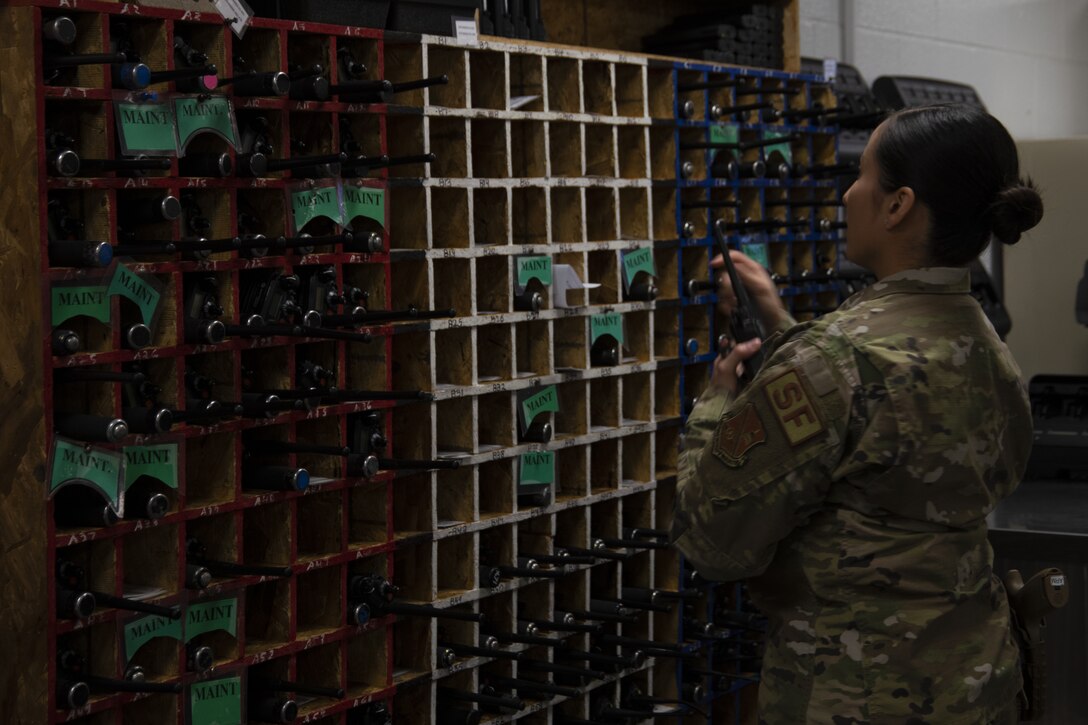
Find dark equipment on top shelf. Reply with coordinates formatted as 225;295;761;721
800;58;887;195
800;58;888;131
871;75;987;112
1023;375;1088;481
247;0;393;28
500;0;547;40
248;0;546;40
392;0;501;37
642;4;785;69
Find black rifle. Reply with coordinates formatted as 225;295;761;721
711;218;766;387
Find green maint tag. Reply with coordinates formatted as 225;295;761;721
763;128;793;165
115;101;177;155
124;443;178;490
174;96;239;151
343;185;385;227
185;597;238;642
190;675;242;725
520;386;558;428
49;439;124;507
621;247;655;287
124;613;182;662
107;263;161;326
519;451;555;486
740;240;770;270
710;123;739;145
516;256;552;287
51;284;110;326
591;312;624;346
291;184;344;230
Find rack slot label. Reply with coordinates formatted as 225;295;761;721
343;185;385;227
185;596;238;642
290;183;345;232
710;123;739;162
591;312;624;345
189;675;242;725
48;439;124;513
516;256;553;287
123;443;179;489
115;100;178;156
519;385;558;429
174;96;240;152
51;284;110;326
519;451;555;486
124;613;182;662
621;247;655;288
107;263;162;326
763;128;793;165
740;239;770;269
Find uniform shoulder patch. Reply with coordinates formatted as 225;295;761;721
712;402;767;468
763;369;825;446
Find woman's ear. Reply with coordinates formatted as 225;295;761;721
884;186;916;230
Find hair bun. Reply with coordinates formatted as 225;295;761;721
987;177;1044;245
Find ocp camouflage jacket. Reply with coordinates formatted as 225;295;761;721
673;267;1032;724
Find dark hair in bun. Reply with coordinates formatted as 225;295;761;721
874;104;1044;266
985;180;1044;246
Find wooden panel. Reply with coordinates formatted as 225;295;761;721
0;8;48;723
540;0;800;71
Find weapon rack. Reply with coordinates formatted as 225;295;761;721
0;1;840;723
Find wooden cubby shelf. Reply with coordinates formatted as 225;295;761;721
3;2;831;723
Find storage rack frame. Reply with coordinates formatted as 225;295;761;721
0;3;837;723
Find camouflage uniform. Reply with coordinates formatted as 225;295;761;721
672;268;1031;724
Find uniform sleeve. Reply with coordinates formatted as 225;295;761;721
671;339;852;581
678;387;734;479
772;311;798;336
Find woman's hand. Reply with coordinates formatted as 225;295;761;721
709;336;763;396
711;251;789;333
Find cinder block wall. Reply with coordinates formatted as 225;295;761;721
800;0;1088;139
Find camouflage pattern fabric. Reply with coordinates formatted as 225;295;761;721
672;267;1032;724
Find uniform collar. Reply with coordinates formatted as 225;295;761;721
841;267;970;309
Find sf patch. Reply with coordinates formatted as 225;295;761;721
764;369;825;446
713;402;767;468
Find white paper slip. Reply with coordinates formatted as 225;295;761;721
552;264;600;308
213;0;254;38
510;95;541;111
453;17;480;45
823;58;838;83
